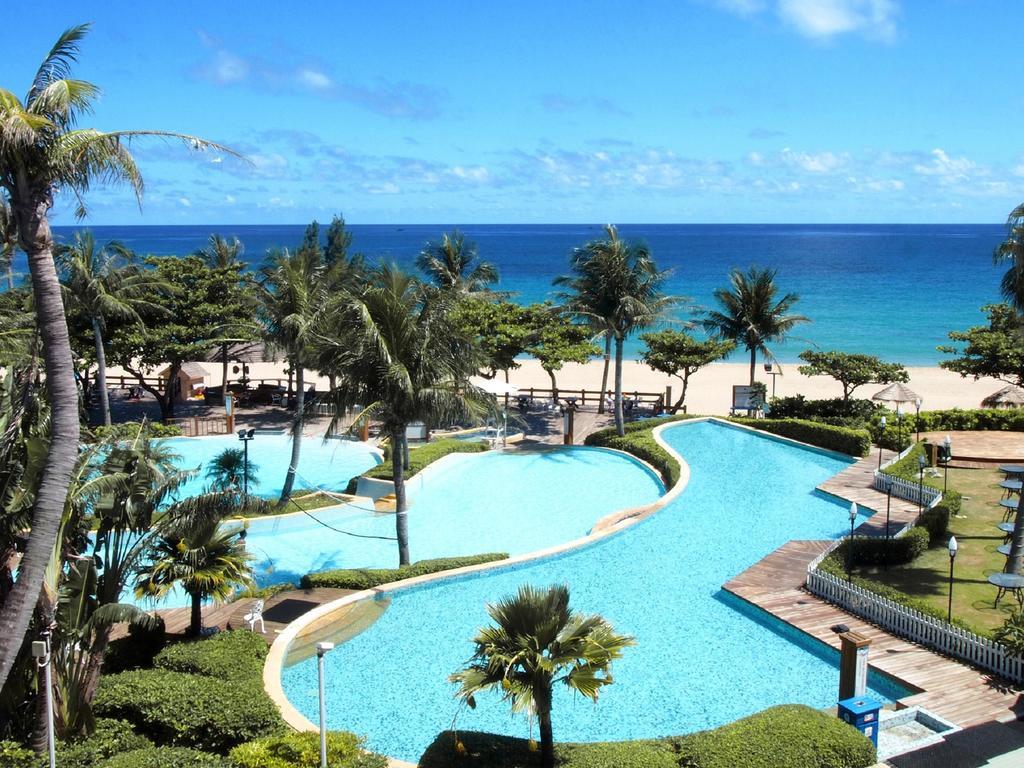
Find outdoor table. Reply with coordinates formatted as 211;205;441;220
999;479;1023;499
1001;498;1020;521
999;464;1024;478
989;572;1024;607
998;521;1016;543
998;543;1013;556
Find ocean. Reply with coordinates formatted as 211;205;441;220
36;223;1008;365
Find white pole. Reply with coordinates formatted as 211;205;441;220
316;642;334;768
32;639;55;768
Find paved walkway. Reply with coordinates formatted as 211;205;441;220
818;449;924;537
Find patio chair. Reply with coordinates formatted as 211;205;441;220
244;598;265;633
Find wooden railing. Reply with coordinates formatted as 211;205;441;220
806;568;1024;685
166;415;230;437
511;387;666;408
98;374;166;393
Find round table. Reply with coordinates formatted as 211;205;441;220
998;543;1013;556
999;464;1024;477
988;572;1024;606
1000;479;1023;499
998;522;1016;534
1000;498;1019;521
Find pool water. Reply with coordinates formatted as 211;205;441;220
281;421;901;762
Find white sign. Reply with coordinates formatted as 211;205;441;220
732;385;764;411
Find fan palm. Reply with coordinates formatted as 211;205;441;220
555;225;679;435
450;584;634;768
703;266;809;386
320;263;491;565
57;232;168;426
205;447;258;492
0;195;16;290
994;203;1024;315
415;230;499;295
0;24;233;688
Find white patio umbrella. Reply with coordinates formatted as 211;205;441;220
470;377;519;397
871;382;921;406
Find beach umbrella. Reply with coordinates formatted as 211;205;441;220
982;385;1024;409
470;377;519;397
871;382;920;406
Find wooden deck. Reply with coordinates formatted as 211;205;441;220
723;541;1024;729
817;449;924;537
922;430;1024;467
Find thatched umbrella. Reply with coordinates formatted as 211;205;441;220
982;385;1024;409
871;382;921;406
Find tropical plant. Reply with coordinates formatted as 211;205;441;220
450;584;634;768
524;304;600;399
205;447;258;492
555;225;679;435
993;609;1024;657
703;266;809;386
797;349;909;402
640;330;735;412
0;23;231;688
193;234;251;391
452;298;533;381
939;303;1024;387
415;230;498;295
0;195;16;290
57;232;168;426
994;203;1024;315
319;264;490;565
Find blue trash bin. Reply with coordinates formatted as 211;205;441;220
837;696;881;748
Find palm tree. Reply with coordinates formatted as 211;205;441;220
703;266;809;386
258;248;330;503
205;447;258;492
135;506;253;637
194;234;249;390
555;225;678;436
0;195;17;290
58;232;167;426
450;584;634;768
320;264;490;565
0;24;232;688
415;230;499;295
994;203;1024;315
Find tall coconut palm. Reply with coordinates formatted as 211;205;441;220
994;203;1024;315
0;195;17;291
58;232;167;426
703;266;809;386
415;230;499;295
450;584;634;768
258;248;330;503
0;24;233;688
320;264;490;565
555;225;678;435
194;234;248;390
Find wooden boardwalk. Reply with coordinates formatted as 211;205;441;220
817;449;924;538
723;541;1024;729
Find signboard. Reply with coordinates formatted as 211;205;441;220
732;385;764;412
224;393;234;416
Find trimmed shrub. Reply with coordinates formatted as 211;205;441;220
767;396;884;423
419;731;678;768
584;414;697;487
919;504;951;544
96;746;229;767
230;731;387;768
730;418;872;457
301;553;508;590
154;629;267;683
91;421;184;441
0;741;35;768
93;669;283;753
56;719;153;768
345;438;488;494
833;526;930;568
104;616;166;673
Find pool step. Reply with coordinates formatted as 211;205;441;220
374;493;398;512
284;595;392;666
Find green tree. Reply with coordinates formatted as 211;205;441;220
205;447;258;492
325;213;359;270
640;330;735;413
415;230;499;295
320;264;489;565
524;305;599;400
797;349;909;402
994;203;1024;315
450;584;634;768
703;266;809;386
0;195;16;290
0;24;230;689
452;299;534;381
555;225;678;435
193;233;251;391
57;232;168;426
939;304;1024;387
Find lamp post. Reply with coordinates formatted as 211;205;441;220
502;409;507;448
942;435;952;493
763;361;779;399
878;415;887;469
884;478;893;571
847;502;858;582
316;641;335;768
32;635;55;768
917;453;926;516
237;428;255;502
947;536;958;623
896;404;904;452
914;397;923;443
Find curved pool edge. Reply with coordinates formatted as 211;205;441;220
263;421;696;743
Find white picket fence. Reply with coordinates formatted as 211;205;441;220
872;471;943;509
806;568;1024;685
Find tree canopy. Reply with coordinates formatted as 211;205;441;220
939;303;1024;387
640;329;735;412
797;349;909;402
524;304;600;396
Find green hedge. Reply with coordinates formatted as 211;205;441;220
730;418;872;457
833;527;930;568
344;438;488;494
584;414;698;487
55;718;153;768
301;553;509;590
229;731;387;768
154;630;267;683
93;669;283;753
91;421;184;442
0;741;35;768
419;705;874;768
95;746;229;768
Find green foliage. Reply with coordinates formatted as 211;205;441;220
93;669;283;753
346;438;488;493
640;330;735;411
903;407;1024;436
153;630;267;683
993;610;1024;657
834;527;930;567
523;304;600;381
881;442;935;484
797;349;909;401
56;718;153;768
939;303;1024;387
229;730;387;768
452;299;533;377
103;616;166;673
420;731;677;768
729;418;871;457
301;553;508;589
0;741;35;768
766;395;884;425
95;746;230;768
91;422;183;441
584;414;697;487
919;503;951;544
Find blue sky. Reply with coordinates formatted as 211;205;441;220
3;0;1021;224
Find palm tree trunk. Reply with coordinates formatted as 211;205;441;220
749;346;757;386
614;335;625;436
92;317;111;427
402;429;411;472
6;262;12;292
279;362;305;503
0;201;81;690
597;334;611;414
538;707;554;768
393;426;410;566
189;591;202;636
220;343;229;399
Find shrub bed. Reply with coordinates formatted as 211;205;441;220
344;438;488;494
230;730;388;768
55;718;153;768
96;746;229;767
833;527;930;568
767;396;884;424
301;553;509;590
91;421;184;441
584;414;698;487
729;418;872;457
153;629;267;683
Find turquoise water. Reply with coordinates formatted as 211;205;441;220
160;434;382;499
281;421;901;762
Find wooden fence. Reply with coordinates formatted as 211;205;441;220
806;567;1024;685
512;387;667;408
166;415;230;437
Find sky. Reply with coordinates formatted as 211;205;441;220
2;0;1022;225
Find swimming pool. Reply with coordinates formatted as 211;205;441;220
280;420;900;761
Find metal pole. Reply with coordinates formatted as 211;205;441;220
243;438;249;501
918;464;924;515
948;554;955;622
885;484;892;571
847;515;855;582
33;637;55;768
317;642;334;768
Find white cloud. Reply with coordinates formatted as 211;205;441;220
912;148;975;180
712;0;767;16
224;194;236;204
778;0;897;41
365;182;401;195
448;165;492;183
178;196;191;207
298;68;333;90
210;51;249;84
779;147;849;172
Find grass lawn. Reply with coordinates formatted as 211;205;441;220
857;466;1020;635
234;489;352;518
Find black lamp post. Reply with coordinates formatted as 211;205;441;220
947;535;958;622
943;435;952;493
878;415;887;469
237;428;255;501
914;397;923;443
847;502;858;582
764;361;779;399
884;478;893;571
896;404;904;451
917;452;926;516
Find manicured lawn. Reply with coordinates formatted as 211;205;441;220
857;466;1019;635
